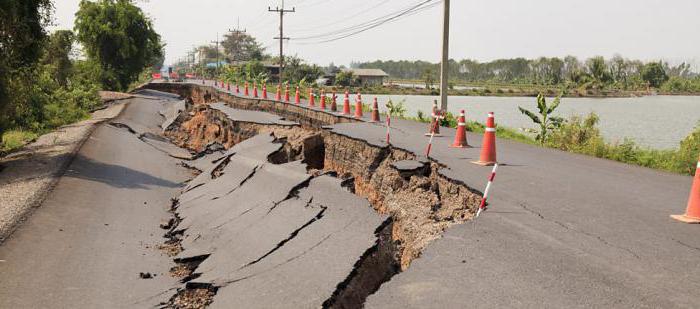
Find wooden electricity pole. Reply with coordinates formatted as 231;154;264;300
439;0;451;111
228;17;247;63
269;0;294;82
210;33;222;73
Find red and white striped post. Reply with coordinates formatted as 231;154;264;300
386;112;392;144
425;110;442;157
475;163;499;218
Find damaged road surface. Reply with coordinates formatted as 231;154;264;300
0;91;193;308
167;134;395;308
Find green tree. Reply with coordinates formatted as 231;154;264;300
74;0;163;91
641;62;669;88
0;0;53;144
42;30;76;87
222;32;265;63
519;93;564;144
284;56;322;84
586;56;612;84
335;71;357;87
422;68;436;89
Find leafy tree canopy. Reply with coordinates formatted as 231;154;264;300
74;0;163;91
641;62;669;88
42;30;76;87
222;32;264;63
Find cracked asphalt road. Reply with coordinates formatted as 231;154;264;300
0;95;191;308
166;80;700;308
2;79;698;308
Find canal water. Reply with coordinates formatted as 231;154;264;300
369;94;700;149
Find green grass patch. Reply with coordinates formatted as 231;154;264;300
1;130;39;153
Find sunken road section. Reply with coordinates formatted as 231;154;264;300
146;82;483;308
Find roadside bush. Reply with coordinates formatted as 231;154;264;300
548;113;699;175
676;123;700;175
0;130;38;153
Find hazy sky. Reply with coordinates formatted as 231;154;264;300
51;0;700;68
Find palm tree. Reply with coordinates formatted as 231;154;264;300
519;93;564;144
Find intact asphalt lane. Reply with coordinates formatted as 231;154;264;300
0;95;191;308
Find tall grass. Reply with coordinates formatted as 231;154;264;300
548;113;699;175
1;130;39;153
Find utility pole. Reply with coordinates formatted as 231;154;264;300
269;0;294;82
439;0;450;111
187;50;195;71
210;33;222;73
228;17;247;64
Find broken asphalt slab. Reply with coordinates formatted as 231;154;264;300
167;131;389;308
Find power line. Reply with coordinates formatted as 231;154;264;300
291;0;438;41
292;0;440;44
288;0;393;33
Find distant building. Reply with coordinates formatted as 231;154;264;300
345;68;389;86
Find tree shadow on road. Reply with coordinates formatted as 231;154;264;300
63;154;182;190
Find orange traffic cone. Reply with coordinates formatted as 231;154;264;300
342;90;351;115
450;109;470;148
284;83;290;102
244;82;249;96
320;89;326;109
308;88;315;107
425;100;442;136
227;82;230;91
235;82;240;93
370;98;380;122
671;156;700;223
262;84;268;99
473;112;497;166
275;83;281;101
295;86;301;104
253;82;259;98
331;92;337;112
354;92;363;118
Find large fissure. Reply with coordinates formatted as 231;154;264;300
151;84;483;308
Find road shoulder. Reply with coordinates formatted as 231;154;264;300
0;101;128;242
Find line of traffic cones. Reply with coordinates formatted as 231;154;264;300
672;155;700;223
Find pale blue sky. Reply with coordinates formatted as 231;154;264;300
51;0;700;68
